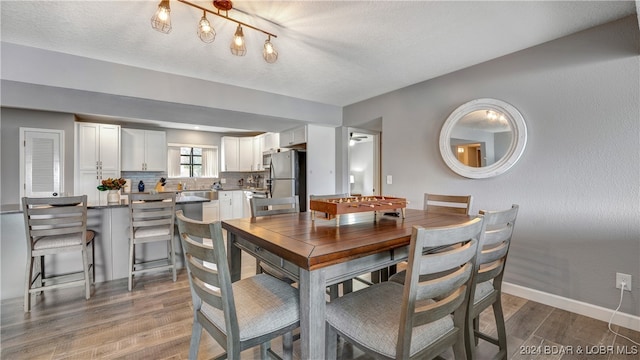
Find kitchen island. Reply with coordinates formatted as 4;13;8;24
0;195;209;300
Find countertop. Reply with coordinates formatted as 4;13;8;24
0;195;211;215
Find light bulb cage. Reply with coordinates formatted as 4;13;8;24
263;36;278;63
197;12;216;43
151;0;172;34
230;24;247;56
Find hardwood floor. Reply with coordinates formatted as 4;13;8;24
2;258;638;359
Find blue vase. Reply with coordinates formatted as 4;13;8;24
138;181;145;192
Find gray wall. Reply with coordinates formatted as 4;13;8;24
343;16;640;315
1;41;342;132
1;108;76;205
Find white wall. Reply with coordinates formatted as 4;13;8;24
344;16;640;317
306;125;337;202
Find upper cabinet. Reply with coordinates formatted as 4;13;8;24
280;126;307;148
262;132;280;151
75;122;121;205
221;136;240;172
121;128;167;171
238;137;254;171
222;133;279;172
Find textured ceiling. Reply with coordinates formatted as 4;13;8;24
0;1;637;108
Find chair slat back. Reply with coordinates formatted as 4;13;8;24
129;193;176;231
22;196;89;251
397;216;484;358
175;210;239;340
250;196;299;217
424;193;472;215
475;205;519;284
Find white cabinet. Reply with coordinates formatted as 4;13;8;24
254;136;263;171
219;190;245;220
221;136;240;172
262;132;280;151
121;128;167;171
202;200;220;222
280;126;307;147
75;122;121;205
239;137;254;171
252;132;280;171
221;136;256;172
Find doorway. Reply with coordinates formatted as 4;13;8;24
454;142;483;167
347;128;380;196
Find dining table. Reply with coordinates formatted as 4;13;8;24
222;208;473;359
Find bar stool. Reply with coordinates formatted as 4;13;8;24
127;192;176;291
22;195;95;312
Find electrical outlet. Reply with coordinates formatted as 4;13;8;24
616;273;632;291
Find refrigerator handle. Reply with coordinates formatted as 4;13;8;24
268;159;273;197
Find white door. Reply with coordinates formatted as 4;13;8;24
21;128;63;198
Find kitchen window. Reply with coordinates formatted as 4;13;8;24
168;144;218;178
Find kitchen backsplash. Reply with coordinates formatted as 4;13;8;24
120;171;268;193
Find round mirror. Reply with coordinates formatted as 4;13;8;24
439;98;527;179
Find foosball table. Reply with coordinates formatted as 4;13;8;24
309;195;408;226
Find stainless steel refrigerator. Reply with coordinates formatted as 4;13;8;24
268;150;306;212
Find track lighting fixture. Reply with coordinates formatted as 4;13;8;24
151;0;279;63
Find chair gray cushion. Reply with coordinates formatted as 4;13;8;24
33;230;95;250
326;282;454;358
473;281;494;304
134;225;171;238
201;273;299;341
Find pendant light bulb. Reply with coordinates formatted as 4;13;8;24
197;12;216;43
263;36;278;63
151;0;172;34
230;24;247;56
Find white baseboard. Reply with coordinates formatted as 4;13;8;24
502;282;640;332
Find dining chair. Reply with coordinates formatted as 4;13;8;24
22;195;95;312
466;204;519;360
424;193;473;215
325;216;485;360
386;193;473;280
250;195;300;217
249;196;300;284
127;192;176;291
175;210;300;360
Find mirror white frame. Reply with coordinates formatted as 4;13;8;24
439;98;527;179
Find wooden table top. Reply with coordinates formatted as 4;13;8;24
222;208;473;271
